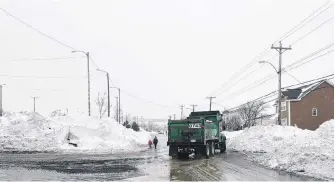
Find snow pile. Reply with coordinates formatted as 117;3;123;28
226;120;334;180
221;130;243;140
0;112;151;154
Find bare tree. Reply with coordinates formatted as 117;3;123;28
238;101;268;128
225;115;242;131
95;92;109;119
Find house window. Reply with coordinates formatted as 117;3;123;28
281;102;286;111
312;108;317;116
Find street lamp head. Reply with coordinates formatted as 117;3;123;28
259;61;266;64
71;50;77;53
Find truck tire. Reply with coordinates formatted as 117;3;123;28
204;143;210;158
169;146;178;157
210;141;215;156
178;153;189;159
220;141;226;153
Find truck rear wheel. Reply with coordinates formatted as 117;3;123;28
169;146;178;157
204;143;210;158
178;153;189;159
210;141;215;156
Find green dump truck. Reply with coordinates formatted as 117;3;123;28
167;110;226;158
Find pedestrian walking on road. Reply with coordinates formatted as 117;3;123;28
153;136;158;150
148;139;152;149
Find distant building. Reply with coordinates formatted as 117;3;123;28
274;79;334;130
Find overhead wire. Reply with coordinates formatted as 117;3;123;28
0;74;86;79
215;44;334;103
0;7;79;51
0;7;101;70
225;74;334;111
208;1;333;97
9;56;80;62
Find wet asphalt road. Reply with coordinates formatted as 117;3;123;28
0;135;320;181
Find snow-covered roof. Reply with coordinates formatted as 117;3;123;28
282;79;333;100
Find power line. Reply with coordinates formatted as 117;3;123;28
216;44;334;103
284;43;334;70
208;1;333;97
120;89;177;109
0;74;86;79
286;49;334;71
280;2;333;41
290;16;334;46
0;7;102;70
226;74;334;111
0;7;79;51
9;56;80;62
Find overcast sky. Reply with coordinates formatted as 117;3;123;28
0;0;333;119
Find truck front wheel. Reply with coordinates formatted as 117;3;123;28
220;141;226;153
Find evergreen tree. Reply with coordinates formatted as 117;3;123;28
123;120;131;128
131;122;140;132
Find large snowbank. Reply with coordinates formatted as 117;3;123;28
0;112;151;154
223;120;334;180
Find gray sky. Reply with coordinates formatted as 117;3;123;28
0;0;333;119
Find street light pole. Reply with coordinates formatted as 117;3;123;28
31;96;38;112
72;51;91;116
0;84;5;117
111;87;121;124
115;96;119;123
97;69;110;117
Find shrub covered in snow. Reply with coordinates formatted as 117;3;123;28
224;120;334;180
0;112;151;154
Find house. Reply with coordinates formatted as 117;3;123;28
275;79;334;130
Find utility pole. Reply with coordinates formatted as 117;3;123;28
179;105;184;119
32;96;38;112
86;52;91;116
71;51;91;116
271;41;291;125
111;87;121;124
97;69;110;117
206;96;216;111
0;84;3;117
190;104;197;112
107;73;110;117
115;96;119;123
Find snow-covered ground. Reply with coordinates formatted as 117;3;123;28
222;120;334;180
0;112;151;154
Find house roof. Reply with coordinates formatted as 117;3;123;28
282;79;333;100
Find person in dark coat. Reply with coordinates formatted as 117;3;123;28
153;136;158;149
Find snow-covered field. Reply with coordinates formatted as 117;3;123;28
0;112;151;154
223;120;334;180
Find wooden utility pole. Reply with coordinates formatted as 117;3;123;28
206;96;216;111
86;52;91;116
32;96;38;112
271;41;291;125
179;105;184;119
190;104;197;112
0;85;3;116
